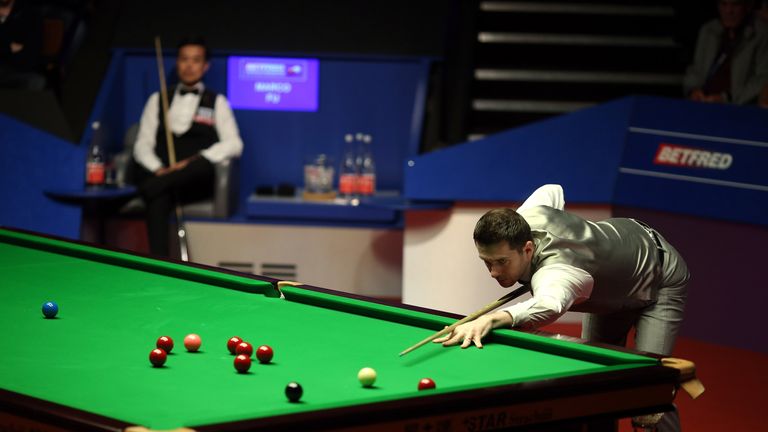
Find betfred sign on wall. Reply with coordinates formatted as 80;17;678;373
653;143;733;170
617;124;768;226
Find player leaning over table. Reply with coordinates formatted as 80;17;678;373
435;184;690;432
132;36;243;257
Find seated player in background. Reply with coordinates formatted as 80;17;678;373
435;184;690;432
683;0;768;105
132;36;243;257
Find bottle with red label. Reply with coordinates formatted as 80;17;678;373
338;133;358;199
358;134;376;196
85;121;105;187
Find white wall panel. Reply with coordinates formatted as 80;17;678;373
186;222;403;298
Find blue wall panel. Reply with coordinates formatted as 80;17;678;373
404;98;634;203
0;115;83;239
629;95;768;141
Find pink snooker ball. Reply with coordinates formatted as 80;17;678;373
184;334;202;352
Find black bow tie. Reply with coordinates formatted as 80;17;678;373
179;87;199;96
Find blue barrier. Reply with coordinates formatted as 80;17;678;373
404;96;768;226
0;114;84;239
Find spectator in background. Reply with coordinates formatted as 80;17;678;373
684;0;768;105
132;36;243;258
0;0;44;90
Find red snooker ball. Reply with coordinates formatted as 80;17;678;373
234;354;251;373
417;378;436;391
149;348;167;367
156;336;174;353
256;345;273;363
227;336;243;354
184;334;202;352
235;341;253;357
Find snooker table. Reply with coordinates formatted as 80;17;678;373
0;227;680;431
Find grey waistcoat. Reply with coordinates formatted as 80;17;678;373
519;206;663;314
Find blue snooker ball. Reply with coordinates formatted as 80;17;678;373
42;301;58;318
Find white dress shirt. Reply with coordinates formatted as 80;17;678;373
133;83;243;173
501;184;595;329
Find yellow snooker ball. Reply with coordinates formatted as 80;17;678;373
357;367;377;387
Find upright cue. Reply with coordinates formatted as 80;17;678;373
154;36;189;262
399;285;531;357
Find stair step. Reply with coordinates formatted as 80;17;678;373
479;1;674;16
478;32;676;47
477;8;675;35
474;44;685;72
475;69;682;85
473;99;593;113
472;80;681;101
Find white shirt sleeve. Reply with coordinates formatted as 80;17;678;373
517;184;565;212
501;263;593;329
132;92;164;173
200;95;244;163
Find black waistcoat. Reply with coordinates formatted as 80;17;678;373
155;86;219;166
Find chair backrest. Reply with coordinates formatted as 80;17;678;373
117;122;239;218
114;123;139;186
123;123;139;152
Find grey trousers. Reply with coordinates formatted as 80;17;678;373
582;230;690;432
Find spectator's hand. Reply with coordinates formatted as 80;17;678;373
154;166;173;176
155;156;198;176
689;90;727;104
689;89;705;102
701;93;726;103
433;315;495;349
10;42;23;54
174;158;192;171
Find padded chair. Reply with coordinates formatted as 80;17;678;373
116;123;239;219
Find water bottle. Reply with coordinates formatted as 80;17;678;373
358;134;376;196
338;134;358;199
85;122;105;187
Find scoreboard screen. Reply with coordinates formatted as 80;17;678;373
227;56;319;112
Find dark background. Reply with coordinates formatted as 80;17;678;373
3;0;723;147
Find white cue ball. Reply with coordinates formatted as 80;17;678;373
357;367;377;387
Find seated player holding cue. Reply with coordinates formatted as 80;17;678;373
132;36;243;257
435;184;690;432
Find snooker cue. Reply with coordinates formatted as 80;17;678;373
398;284;531;357
154;36;189;262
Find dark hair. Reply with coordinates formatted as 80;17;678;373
176;36;209;61
473;208;532;250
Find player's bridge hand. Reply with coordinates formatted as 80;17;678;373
433;317;494;349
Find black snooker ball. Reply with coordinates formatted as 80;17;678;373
285;382;303;402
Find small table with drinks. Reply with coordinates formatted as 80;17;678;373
45;185;137;244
